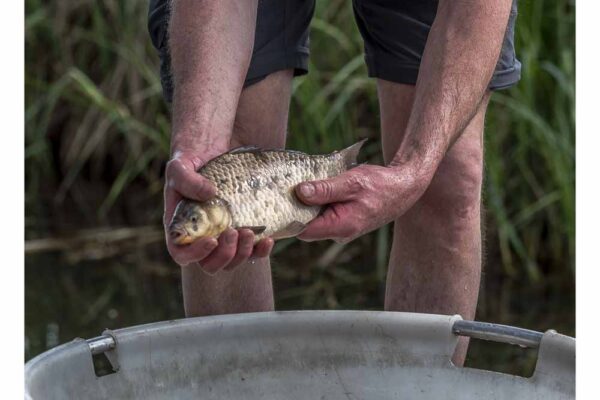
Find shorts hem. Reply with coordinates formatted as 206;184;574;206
488;62;522;90
364;53;522;91
364;54;420;86
245;49;310;87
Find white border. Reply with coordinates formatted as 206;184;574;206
576;1;599;398
1;0;24;397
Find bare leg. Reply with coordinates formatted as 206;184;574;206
182;69;293;317
378;80;490;365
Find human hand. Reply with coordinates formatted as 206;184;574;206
294;164;429;243
164;151;274;274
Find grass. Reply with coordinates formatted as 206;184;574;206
25;0;574;374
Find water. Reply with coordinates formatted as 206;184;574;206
25;239;574;377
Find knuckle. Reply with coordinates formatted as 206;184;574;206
316;181;332;199
345;175;365;194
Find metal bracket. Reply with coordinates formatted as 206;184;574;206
87;335;116;355
87;333;120;373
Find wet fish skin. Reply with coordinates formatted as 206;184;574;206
168;140;366;244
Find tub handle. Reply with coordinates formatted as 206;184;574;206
87;321;544;352
87;335;116;355
452;320;544;348
87;334;119;375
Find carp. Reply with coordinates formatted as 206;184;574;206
168;140;366;244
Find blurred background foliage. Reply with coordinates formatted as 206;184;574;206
25;0;574;375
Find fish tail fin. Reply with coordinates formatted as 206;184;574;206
341;138;367;169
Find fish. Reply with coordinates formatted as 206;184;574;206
167;139;366;245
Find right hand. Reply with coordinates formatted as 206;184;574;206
164;152;274;274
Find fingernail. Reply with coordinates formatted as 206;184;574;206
300;183;314;198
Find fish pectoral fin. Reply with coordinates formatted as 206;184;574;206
271;221;307;240
238;226;267;235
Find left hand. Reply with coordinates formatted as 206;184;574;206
295;164;428;243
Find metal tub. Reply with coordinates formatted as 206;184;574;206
25;311;575;399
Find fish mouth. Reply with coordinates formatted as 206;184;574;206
169;227;194;245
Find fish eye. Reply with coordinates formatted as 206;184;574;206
191;216;198;223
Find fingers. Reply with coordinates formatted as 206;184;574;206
199;229;239;274
172;230;275;275
215;235;274;272
224;229;255;270
295;171;365;206
168;237;218;266
165;158;217;202
253;237;274;259
297;206;355;242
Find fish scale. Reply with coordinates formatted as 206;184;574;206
200;150;348;240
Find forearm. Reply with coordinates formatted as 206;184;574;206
169;0;258;157
391;0;512;178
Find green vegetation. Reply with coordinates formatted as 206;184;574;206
25;0;574;375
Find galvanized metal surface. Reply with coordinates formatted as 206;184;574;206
25;311;575;400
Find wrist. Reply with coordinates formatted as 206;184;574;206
389;142;443;189
170;131;229;163
170;100;233;160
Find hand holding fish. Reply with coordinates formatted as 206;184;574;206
295;164;428;243
164;152;273;273
166;141;367;274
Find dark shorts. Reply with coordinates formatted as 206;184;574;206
148;0;521;103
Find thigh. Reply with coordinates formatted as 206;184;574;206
148;0;314;103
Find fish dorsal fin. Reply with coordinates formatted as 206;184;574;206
271;221;307;240
227;146;262;154
338;138;367;169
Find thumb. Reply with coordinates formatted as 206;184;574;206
295;173;363;206
166;157;217;202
